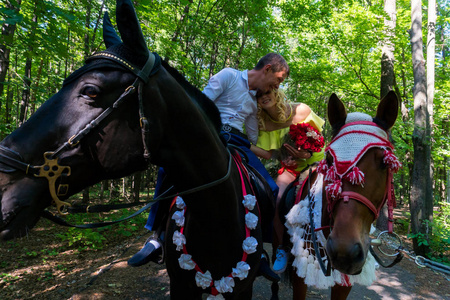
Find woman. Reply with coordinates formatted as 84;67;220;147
253;89;325;274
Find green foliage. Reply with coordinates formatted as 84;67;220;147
408;202;450;264
56;227;106;251
428;203;450;263
0;273;19;283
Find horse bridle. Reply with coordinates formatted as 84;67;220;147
309;121;401;276
0;51;158;215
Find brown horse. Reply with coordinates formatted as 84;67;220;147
0;0;265;298
280;91;400;300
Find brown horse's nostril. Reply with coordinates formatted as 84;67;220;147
327;238;365;267
326;237;337;260
350;243;364;263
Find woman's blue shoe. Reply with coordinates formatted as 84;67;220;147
273;247;289;274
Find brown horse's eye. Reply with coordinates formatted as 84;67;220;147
326;153;333;166
81;86;100;99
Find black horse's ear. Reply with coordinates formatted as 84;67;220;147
328;93;347;127
376;90;399;130
103;12;122;48
115;0;148;56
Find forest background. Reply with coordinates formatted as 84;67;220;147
0;0;449;263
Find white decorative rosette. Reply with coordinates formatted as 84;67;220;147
195;270;212;289
214;276;235;294
175;196;186;209
172;210;185;227
242;236;258;254
231;261;250;280
178;253;196;270
245;212;258;230
172;230;186;251
242;194;257;210
172;177;259;297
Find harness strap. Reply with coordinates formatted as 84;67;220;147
0;152;39;175
51;78;140;159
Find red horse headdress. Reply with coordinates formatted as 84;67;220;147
318;112;401;199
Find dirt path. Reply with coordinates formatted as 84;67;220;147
1;218;449;300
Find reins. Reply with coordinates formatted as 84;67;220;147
41;148;234;228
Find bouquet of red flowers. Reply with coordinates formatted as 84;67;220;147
288;123;324;153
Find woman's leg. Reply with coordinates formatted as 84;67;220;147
273;170;296;247
272;170;296;273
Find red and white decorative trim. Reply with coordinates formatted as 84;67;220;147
172;153;260;299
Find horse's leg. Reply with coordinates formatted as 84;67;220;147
330;285;352;300
230;287;253;300
270;281;279;300
292;272;307;300
169;278;202;300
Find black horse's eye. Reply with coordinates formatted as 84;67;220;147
81;85;100;99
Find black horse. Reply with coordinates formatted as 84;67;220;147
0;0;266;298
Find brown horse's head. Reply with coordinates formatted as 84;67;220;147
323;91;399;275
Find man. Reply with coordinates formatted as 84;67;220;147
128;53;289;281
203;53;289;197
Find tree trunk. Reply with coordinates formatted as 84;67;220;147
82;187;90;204
100;180;108;202
84;4;91;60
30;58;43;115
132;172;142;203
18;58;31;126
409;0;432;256
0;0;21;98
426;0;436;209
19;2;39;126
377;0;397;231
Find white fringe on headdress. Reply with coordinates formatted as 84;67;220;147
285;173;376;289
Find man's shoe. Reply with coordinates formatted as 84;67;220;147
257;256;280;282
127;238;162;267
273;247;289;274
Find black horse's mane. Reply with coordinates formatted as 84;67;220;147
161;60;222;134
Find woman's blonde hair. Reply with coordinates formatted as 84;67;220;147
257;89;289;130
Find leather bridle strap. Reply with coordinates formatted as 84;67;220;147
327;169;395;233
329;191;379;218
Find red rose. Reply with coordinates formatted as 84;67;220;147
288;123;324;153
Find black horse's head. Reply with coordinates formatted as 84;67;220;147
0;0;220;241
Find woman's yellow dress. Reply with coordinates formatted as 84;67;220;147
257;111;325;173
